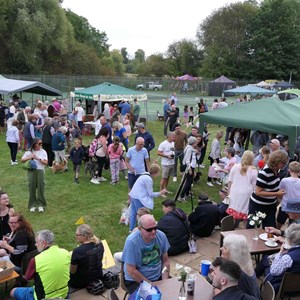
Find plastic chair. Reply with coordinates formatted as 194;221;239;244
276;272;300;299
120;262;130;300
21;249;39;276
220;215;235;254
109;289;120;300
261;281;275;300
220;215;235;232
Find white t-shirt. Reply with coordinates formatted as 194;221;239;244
76;106;84;121
158;140;175;166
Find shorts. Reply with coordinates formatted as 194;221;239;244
162;165;174;179
73;164;81;173
13;287;34;300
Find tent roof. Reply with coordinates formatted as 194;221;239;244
255;81;270;87
175;74;198;81
210;75;235;83
0;76;62;96
277;89;300;97
224;84;276;95
273;81;294;88
199;98;300;154
73;82;147;101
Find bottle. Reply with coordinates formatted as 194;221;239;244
187;274;195;296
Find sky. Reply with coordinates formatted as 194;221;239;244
62;0;240;57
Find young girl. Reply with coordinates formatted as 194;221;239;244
183;105;189;125
107;136;123;185
69;139;85;184
123;113;132;140
188;106;194;124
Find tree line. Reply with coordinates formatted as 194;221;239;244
1;0;300;80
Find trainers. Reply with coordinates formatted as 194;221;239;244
161;194;167;198
173;177;177;182
98;176;107;182
90;178;100;184
74;178;79;184
207;182;214;187
178;197;187;203
199;164;205;168
125;175;128;180
214;180;222;186
38;207;44;212
29;207;36;212
110;181;116;185
166;190;173;194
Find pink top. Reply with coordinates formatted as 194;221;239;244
107;143;123;159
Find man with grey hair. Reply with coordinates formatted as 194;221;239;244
75;101;85;132
158;132;176;196
122;214;170;294
10;230;70;300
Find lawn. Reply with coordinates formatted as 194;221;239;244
0;120;223;255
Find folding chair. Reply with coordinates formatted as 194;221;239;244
276;272;300;299
120;262;130;300
219;215;235;254
261;281;275;300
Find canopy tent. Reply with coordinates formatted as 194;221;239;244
0;76;62;96
199;98;300;156
255;81;270;88
277;88;300;100
175;74;198;81
224;84;276;95
273;81;294;89
73;82;148;120
208;75;236;96
73;82;147;102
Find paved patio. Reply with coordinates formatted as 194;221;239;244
70;230;220;300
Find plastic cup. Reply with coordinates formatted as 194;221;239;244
201;260;211;276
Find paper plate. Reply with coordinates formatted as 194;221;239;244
265;241;278;248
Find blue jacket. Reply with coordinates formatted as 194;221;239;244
135;131;155;152
52;131;66;151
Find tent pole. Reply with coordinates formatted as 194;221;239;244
244;130;251;151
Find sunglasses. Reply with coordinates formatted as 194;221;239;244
141;226;157;232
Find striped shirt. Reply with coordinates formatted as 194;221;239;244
250;166;280;205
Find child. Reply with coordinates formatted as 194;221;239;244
123;113;132;139
69;139;85;184
188;106;194;124
277;161;300;229
183;105;189;125
107;136;123;185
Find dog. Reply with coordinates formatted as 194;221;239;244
51;159;67;174
84;157;98;178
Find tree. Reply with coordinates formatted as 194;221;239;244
134;49;145;63
166;39;203;76
196;1;257;78
137;54;167;77
65;9;110;58
110;49;125;76
121;47;129;64
0;0;73;73
247;0;300;79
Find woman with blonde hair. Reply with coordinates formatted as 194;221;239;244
221;234;260;298
112;121;128;151
128;163;167;232
226;150;258;226
69;224;104;289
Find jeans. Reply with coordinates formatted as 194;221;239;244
174;150;184;177
129;198;144;231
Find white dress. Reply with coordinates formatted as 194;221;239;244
226;164;258;219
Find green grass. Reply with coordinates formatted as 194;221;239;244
0;121;223;254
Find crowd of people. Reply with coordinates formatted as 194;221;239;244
1;94;300;300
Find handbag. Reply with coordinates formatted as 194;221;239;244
188;234;198;254
129;281;162;300
208;165;220;179
22;159;37;171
